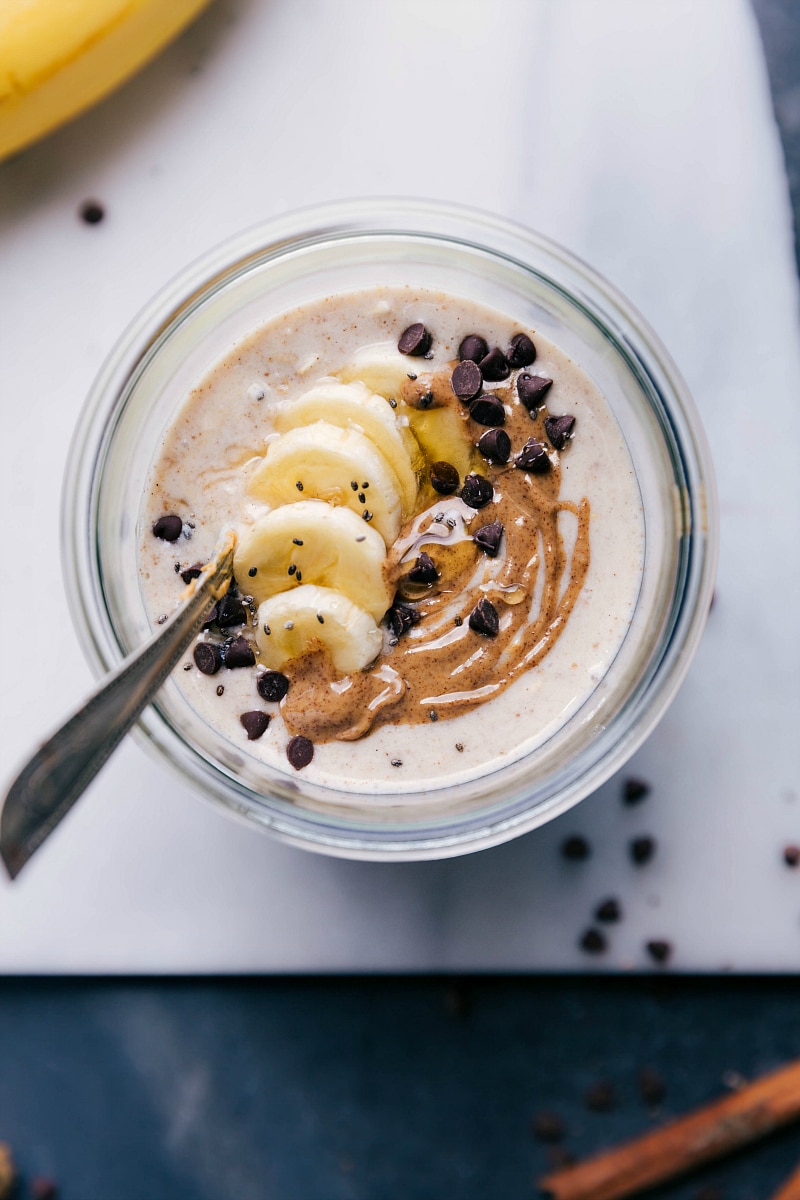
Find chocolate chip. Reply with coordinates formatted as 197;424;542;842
152;514;183;541
459;334;488;363
630;835;656;865
216;593;247;628
451;360;482;401
257;670;290;702
585;1081;616;1110
180;563;203;583
469;394;505;427
477;427;511;463
193;642;223;675
202;604;218;629
478;346;510;381
408;552;438;584
240;711;270;740
80;200;104;224
517;373;553;410
785;845;800;867
531;1111;565;1143
430;460;460;494
515;438;551;473
507;332;536;368
545;414;576;450
398;323;431;357
473;520;504;557
388;601;421;638
561;834;590;861
224;636;255;669
595;897;621;922
646;939;672;964
468;597;499;637
580;928;607;954
287;735;314;770
461;473;494;508
623;777;651;805
638;1067;666;1105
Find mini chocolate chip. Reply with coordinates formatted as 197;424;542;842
287;735;314;769
461;473;494;508
623;777;651;805
561;834;590;861
479;346;510;381
194;642;223;675
398;323;431;356
585;1081;615;1110
430;460;460;494
630;835;656;865
224;636;255;669
515;438;551;473
240;711;270;740
80;200;104;224
531;1111;565;1143
451;360;482;401
595;897;621;922
152;514;183;542
517;373;553;410
180;563;203;583
257;670;290;702
388;601;421;638
784;844;800;867
216;594;247;628
638;1068;666;1106
507;332;536;368
408;552;438;584
580;928;607;954
202;603;218;629
646;939;672;964
468;597;499;637
477;427;511;463
248;566;258;577
545;414;576;450
473;520;504;557
459;333;489;363
469;394;505;427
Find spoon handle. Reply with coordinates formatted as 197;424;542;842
0;532;236;879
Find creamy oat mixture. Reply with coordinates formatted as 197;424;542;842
139;286;644;793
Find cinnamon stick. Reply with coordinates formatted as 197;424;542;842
771;1160;800;1200
539;1059;800;1200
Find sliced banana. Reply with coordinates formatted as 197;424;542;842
234;500;391;621
407;404;476;480
256;585;383;675
273;381;419;513
337;341;430;401
247;421;403;546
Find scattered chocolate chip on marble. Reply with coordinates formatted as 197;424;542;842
595;897;622;922
398;322;431;357
287;735;314;769
80;200;105;224
517;372;553;410
531;1111;565;1143
180;563;203;583
630;835;656;865
461;472;494;508
561;834;591;861
544;414;576;450
152;514;183;542
240;711;270;741
408;552;439;584
515;437;551;473
257;670;290;702
507;332;537;368
479;346;510;381
193;642;223;675
784;844;800;867
638;1067;666;1106
473;520;504;557
459;333;489;363
580;928;607;954
388;600;421;638
469;394;506;426
430;460;460;495
477;427;511;463
224;636;255;669
451;359;483;401
646;939;672;964
623;777;651;805
468;597;499;637
585;1080;616;1111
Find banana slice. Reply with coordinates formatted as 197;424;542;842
337;341;430;401
407;405;477;480
234;500;391;621
256;585;383;675
247;421;402;546
273;381;419;513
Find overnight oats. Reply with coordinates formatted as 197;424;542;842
138;287;644;792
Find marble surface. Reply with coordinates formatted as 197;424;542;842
1;0;798;972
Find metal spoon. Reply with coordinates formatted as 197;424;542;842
0;531;236;879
